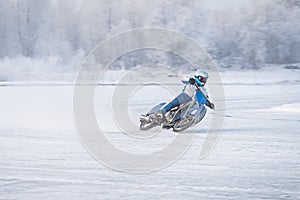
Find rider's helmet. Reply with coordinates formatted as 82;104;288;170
194;69;209;86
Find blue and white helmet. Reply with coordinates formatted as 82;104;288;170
194;69;209;86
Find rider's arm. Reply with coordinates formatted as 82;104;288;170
181;74;195;85
196;87;215;109
206;99;215;109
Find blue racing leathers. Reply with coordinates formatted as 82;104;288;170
161;78;210;114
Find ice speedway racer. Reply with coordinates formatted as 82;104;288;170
139;69;215;132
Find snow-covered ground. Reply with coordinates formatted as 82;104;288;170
0;69;299;199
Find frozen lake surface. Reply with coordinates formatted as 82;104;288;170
0;70;299;199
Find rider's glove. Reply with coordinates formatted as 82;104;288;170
208;102;215;109
189;78;195;85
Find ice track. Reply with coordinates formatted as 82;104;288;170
0;80;299;199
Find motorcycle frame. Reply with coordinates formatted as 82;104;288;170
166;97;197;124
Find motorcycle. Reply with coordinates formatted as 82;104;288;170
139;95;208;132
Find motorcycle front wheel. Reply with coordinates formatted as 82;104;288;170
173;115;194;132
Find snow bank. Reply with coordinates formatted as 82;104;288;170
219;68;300;85
269;103;300;113
0;54;84;82
0;57;299;86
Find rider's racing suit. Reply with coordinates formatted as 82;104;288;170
161;78;212;115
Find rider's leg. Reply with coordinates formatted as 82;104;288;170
161;93;192;114
161;98;180;114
